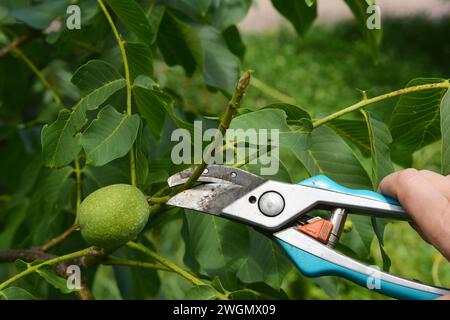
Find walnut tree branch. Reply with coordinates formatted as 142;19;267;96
146;70;253;208
40;224;79;252
0;32;36;59
178;70;252;193
0;247;97;300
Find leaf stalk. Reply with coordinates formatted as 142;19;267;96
313;81;450;128
98;0;137;186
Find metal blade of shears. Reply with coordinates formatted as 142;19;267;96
167;165;266;217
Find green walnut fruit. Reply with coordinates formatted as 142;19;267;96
78;184;149;248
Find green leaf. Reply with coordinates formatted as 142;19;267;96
271;0;317;36
237;231;292;290
297;126;374;257
230;108;312;159
36;265;75;294
132;85;167;139
92;265;122;300
8;0;69;29
133;81;193;139
327;119;371;156
236;258;263;287
210;276;226;293
71;60;125;96
441;89;450;175
125;42;154;81
106;0;155;46
185;285;217;300
161;0;211;20
195;25;240;94
246;282;289;299
209;0;252;31
229;289;258;300
80;105;140;166
157;11;240;94
298;126;371;189
145;2;165;43
261;103;312;130
29;166;74;244
360;110;393;268
33;166;74;212
0;201;29;249
371;217;391;271
237;105;311;182
360;110;394;189
389;78;448;160
136;120;150;189
222;25;246;60
83;159;131;191
41;109;83;169
341;214;375;259
343;0;381;60
42;60;125;168
95;240;160;299
183;210;249;288
157;11;203;76
0;287;37;300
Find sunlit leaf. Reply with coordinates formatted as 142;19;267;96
390;78;447;159
327;119;371;156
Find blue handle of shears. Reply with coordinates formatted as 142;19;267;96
299;175;400;206
275;175;443;300
277;239;440;300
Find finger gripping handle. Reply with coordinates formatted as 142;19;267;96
299;175;400;206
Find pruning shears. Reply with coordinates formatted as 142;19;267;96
166;165;450;300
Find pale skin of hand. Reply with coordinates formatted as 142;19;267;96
379;168;450;300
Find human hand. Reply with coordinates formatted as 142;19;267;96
379;169;450;300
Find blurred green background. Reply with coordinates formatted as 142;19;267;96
160;17;450;299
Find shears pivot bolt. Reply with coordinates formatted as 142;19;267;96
258;191;285;217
